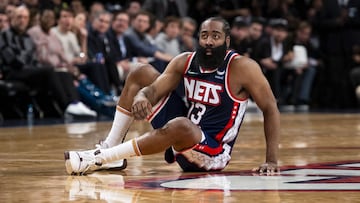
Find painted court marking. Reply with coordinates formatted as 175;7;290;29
126;160;360;191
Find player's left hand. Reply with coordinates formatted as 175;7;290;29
252;162;280;175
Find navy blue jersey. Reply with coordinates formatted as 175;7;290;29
183;51;248;146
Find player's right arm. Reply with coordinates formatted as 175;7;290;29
131;53;190;120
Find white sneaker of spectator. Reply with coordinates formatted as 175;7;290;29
65;102;97;117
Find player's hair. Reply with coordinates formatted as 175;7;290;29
201;17;230;37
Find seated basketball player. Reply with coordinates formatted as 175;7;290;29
64;17;280;174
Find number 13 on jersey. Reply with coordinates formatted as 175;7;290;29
188;102;207;125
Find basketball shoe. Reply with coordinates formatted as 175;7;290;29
64;148;126;175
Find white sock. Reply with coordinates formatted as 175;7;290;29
103;106;134;148
99;138;141;164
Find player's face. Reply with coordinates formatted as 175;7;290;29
199;20;227;50
197;20;229;69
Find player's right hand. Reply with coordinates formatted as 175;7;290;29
132;94;152;120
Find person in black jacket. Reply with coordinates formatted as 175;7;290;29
281;21;322;111
252;19;289;106
87;10;122;95
106;11;133;83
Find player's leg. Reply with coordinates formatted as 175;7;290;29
100;63;160;148
65;117;203;175
174;134;232;172
64;64;160;174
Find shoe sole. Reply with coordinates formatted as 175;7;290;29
99;159;127;171
64;151;127;175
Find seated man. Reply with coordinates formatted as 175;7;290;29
87;11;122;95
64;17;280;174
124;11;173;73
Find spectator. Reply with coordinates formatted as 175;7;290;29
229;16;250;56
51;8;85;64
39;0;69;18
145;13;163;45
124;11;173;72
253;18;289;108
87;1;104;28
28;9;73;73
23;0;40;27
52;8;111;95
217;0;251;25
281;21;320;111
0;6;96;117
88;10;123;95
107;11;133;82
178;17;197;52
247;17;266;58
125;0;142;23
72;11;88;54
5;3;16;20
70;0;86;15
0;10;9;31
155;16;182;57
142;0;187;21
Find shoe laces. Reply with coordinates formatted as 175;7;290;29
94;149;105;166
74;151;97;175
95;140;109;149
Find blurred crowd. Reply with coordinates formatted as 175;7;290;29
0;0;359;120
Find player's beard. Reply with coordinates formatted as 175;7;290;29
196;42;227;69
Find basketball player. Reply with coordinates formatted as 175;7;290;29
65;17;280;174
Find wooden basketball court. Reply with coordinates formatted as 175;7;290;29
1;112;360;202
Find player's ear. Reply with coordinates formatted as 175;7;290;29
226;36;230;48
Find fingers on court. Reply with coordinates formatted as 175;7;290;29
252;165;280;175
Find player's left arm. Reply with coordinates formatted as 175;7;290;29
229;56;280;174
